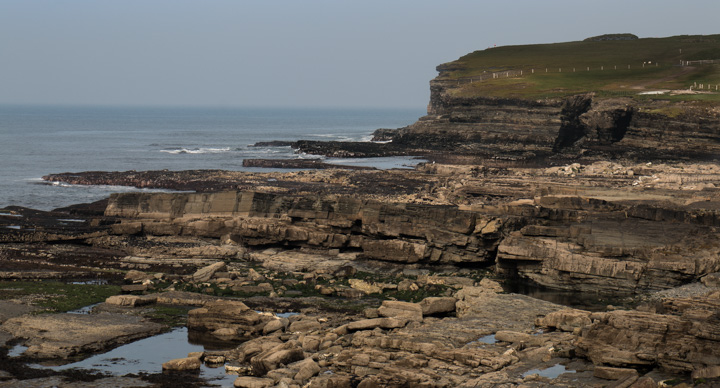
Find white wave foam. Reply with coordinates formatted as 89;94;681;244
160;147;231;155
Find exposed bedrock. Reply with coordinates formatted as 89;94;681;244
573;290;720;374
370;82;719;161
105;188;720;294
106;191;498;267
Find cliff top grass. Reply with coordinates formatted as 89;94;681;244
438;34;720;101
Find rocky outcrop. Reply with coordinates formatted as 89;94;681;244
105;191;499;267
103;174;720;294
575;291;720;373
241;158;376;170
394;81;720;161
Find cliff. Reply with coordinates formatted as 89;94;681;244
295;34;720;163
388;83;720;161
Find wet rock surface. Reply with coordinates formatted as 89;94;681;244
2;312;164;360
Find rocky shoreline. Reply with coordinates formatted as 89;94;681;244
5;42;720;387
3;156;720;387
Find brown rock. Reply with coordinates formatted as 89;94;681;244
418;297;457;316
348;279;382;294
262;318;287;334
105;295;157;307
162;356;202;371
593;366;639;380
536;309;591;332
478;278;503;293
377;301;423;322
288;319;321;333
701;273;720;288
124;269;149;283
121;284;148;292
363;308;379;319
204;355;226;364
302;335;321;352
346;317;408;331
576;306;720;372
187;300;272;340
2;313;164;359
293;358;321;382
192;261;227;282
233;376;274;388
250;341;304;376
692;365;720;379
629;376;656;388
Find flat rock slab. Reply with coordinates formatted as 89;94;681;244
0;300;37;323
1;312;164;360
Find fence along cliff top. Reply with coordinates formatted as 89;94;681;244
433;34;720;100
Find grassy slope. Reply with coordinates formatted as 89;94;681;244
439;34;720;101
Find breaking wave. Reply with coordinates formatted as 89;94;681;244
160;147;231;155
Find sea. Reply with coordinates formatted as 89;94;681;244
0;105;425;211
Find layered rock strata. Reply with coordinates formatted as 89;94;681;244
103;160;720;294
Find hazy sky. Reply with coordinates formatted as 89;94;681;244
1;0;718;108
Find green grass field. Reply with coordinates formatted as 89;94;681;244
439;34;720;101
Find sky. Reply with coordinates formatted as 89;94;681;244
1;0;718;109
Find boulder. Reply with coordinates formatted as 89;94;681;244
535;309;591;332
576;301;720;373
418;297;457;316
192;261;227;282
250;341;305;376
593;366;639;380
124;269;150;283
162;356;202;371
121;284;148;293
105;295;157;307
377;301;423;322
348;279;383;294
287;319;322;333
187;300;272;340
347;317;408;331
262;318;287;334
233;376;274;388
293;358;321;382
494;330;532;344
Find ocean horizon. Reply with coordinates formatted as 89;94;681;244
0;105;424;210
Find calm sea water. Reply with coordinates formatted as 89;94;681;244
0;105;423;210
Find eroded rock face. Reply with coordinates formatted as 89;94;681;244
575;292;720;373
393;75;720;161
105;191;498;267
